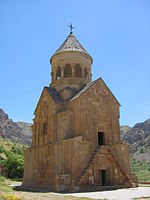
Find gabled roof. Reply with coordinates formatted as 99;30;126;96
70;80;97;101
70;78;121;106
45;87;64;104
50;33;93;64
99;78;121;106
34;78;120;115
34;87;64;114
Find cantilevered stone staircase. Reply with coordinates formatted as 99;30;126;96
77;145;133;187
108;147;133;186
77;147;100;185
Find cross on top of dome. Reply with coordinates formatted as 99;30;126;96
69;23;74;34
50;25;93;64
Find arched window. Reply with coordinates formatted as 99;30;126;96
51;71;54;81
56;66;61;79
43;123;47;135
75;64;82;77
64;63;72;77
84;67;88;78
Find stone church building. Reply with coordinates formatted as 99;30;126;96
23;29;137;191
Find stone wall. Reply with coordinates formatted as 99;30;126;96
112;143;130;173
23;149;34;185
54;137;92;186
57;110;73;141
68;78;120;147
23;76;134;190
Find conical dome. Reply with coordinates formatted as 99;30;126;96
50;33;93;64
50;32;92;92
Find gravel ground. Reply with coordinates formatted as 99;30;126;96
65;187;150;200
6;182;150;200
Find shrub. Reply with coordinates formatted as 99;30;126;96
11;146;24;156
0;146;5;153
4;153;24;179
0;155;4;163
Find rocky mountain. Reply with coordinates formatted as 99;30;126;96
0;107;150;162
120;125;131;137
0;108;32;146
121;118;150;162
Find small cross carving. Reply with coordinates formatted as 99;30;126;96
69;23;74;34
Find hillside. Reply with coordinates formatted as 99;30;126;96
0;107;150;155
0;107;150;157
0;107;150;181
0;135;25;163
121;118;150;163
0;109;32;146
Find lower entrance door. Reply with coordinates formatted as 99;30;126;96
99;169;106;186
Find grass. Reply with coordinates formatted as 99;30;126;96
134;197;150;199
0;174;149;200
0;175;92;200
130;158;150;181
0;135;150;199
0;175;13;192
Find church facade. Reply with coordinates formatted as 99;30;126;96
23;30;138;191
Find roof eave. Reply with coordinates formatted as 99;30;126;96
50;50;93;65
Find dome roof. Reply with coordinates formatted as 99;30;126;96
50;33;93;64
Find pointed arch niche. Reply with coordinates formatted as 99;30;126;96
56;66;61;79
64;63;72;77
75;64;82;77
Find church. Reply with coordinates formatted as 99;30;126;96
23;27;138;191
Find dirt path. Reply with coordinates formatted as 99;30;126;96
13;191;85;200
1;191;91;200
3;187;150;200
1;181;150;200
65;187;150;200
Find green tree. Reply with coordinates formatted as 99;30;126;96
4;153;24;178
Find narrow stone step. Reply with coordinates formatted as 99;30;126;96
77;147;101;185
110;150;133;186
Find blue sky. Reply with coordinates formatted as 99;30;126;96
0;0;150;126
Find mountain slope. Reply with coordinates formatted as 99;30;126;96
0;109;32;146
1;107;150;160
121;118;150;162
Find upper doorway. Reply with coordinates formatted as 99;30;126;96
98;132;105;146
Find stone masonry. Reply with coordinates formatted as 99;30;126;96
23;31;138;191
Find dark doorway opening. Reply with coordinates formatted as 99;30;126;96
101;170;106;186
98;132;105;146
99;170;106;186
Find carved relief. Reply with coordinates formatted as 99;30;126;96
39;159;48;177
94;88;108;96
